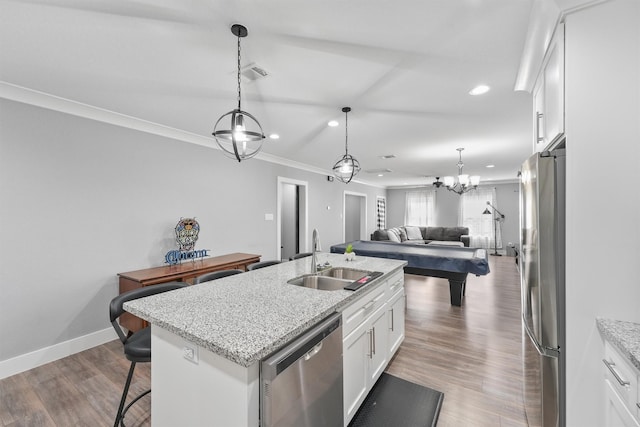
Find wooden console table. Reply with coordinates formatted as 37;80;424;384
118;252;261;332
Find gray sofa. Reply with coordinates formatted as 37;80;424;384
370;226;470;247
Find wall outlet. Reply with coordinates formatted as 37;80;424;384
182;344;199;364
264;213;274;221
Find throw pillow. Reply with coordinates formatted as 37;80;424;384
404;226;423;240
398;227;408;242
387;228;401;242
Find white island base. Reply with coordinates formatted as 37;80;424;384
122;256;408;426
151;326;260;427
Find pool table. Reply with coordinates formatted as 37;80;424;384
330;240;490;306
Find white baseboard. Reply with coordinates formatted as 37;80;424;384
0;327;117;380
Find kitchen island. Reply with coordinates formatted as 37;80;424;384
124;253;407;427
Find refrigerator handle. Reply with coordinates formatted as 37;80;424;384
523;315;560;358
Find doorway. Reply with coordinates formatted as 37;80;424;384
343;191;367;242
277;177;308;261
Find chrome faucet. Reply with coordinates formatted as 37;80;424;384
311;228;321;273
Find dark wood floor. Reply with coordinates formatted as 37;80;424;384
0;255;526;427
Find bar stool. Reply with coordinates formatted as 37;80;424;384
290;252;312;260
193;269;243;284
109;282;186;427
247;260;281;271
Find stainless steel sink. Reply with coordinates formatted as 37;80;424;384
287;268;371;291
318;267;370;281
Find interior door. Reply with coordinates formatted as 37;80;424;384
281;183;299;261
277;177;308;261
344;192;367;243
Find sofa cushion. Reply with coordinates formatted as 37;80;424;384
387;228;402;242
443;227;469;241
371;229;389;241
424;227;445;240
404;226;423;240
402;239;427;245
397;228;408;242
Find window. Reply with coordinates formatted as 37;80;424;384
404;190;435;226
376;196;386;229
458;187;501;250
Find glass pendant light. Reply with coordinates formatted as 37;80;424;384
212;24;265;162
443;148;480;195
332;107;361;183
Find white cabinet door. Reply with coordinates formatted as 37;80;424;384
387;288;405;357
533;77;545;152
368;303;389;386
343;319;370;425
605;380;640;427
543;23;564;145
533;23;565;153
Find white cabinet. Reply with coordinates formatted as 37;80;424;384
343;314;372;423
533;23;565;152
343;302;388;424
368;303;390;385
387;287;405;357
341;271;405;426
603;342;640;427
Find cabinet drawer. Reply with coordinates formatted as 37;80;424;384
604;342;639;412
387;271;404;295
341;283;387;337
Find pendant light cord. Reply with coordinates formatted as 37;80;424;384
344;109;349;155
237;31;242;110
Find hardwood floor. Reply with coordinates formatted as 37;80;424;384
0;255;526;426
386;255;527;426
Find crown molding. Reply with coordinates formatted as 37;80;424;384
0;82;386;188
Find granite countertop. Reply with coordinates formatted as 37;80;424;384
596;317;640;371
124;253;407;367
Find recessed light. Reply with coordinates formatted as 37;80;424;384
328;120;339;127
380;154;396;159
378;174;384;177
469;85;490;96
486;164;495;168
269;134;280;140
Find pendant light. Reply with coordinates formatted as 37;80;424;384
212;24;265;162
443;148;480;195
332;107;361;183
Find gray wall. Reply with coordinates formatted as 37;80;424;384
0;99;386;363
386;183;520;250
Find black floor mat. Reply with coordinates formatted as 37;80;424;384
348;373;444;427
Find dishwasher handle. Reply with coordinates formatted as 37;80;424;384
261;312;342;380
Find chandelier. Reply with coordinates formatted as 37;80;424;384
442;148;480;195
332;107;361;183
212;24;265;162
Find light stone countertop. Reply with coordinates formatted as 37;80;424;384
596;317;640;371
124;253;407;367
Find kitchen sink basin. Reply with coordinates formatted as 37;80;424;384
287;275;352;291
317;267;371;281
287;268;371;291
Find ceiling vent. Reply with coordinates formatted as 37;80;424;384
379;154;396;159
241;63;268;81
365;168;393;174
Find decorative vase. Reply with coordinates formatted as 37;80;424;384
345;252;356;261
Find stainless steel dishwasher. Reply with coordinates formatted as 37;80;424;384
260;312;343;427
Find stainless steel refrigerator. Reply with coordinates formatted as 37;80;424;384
520;149;566;427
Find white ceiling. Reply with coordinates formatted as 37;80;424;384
1;0;535;187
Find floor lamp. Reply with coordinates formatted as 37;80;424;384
482;201;505;256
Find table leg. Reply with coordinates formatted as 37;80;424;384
449;279;466;306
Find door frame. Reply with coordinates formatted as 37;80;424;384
343;191;368;242
277;177;309;261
